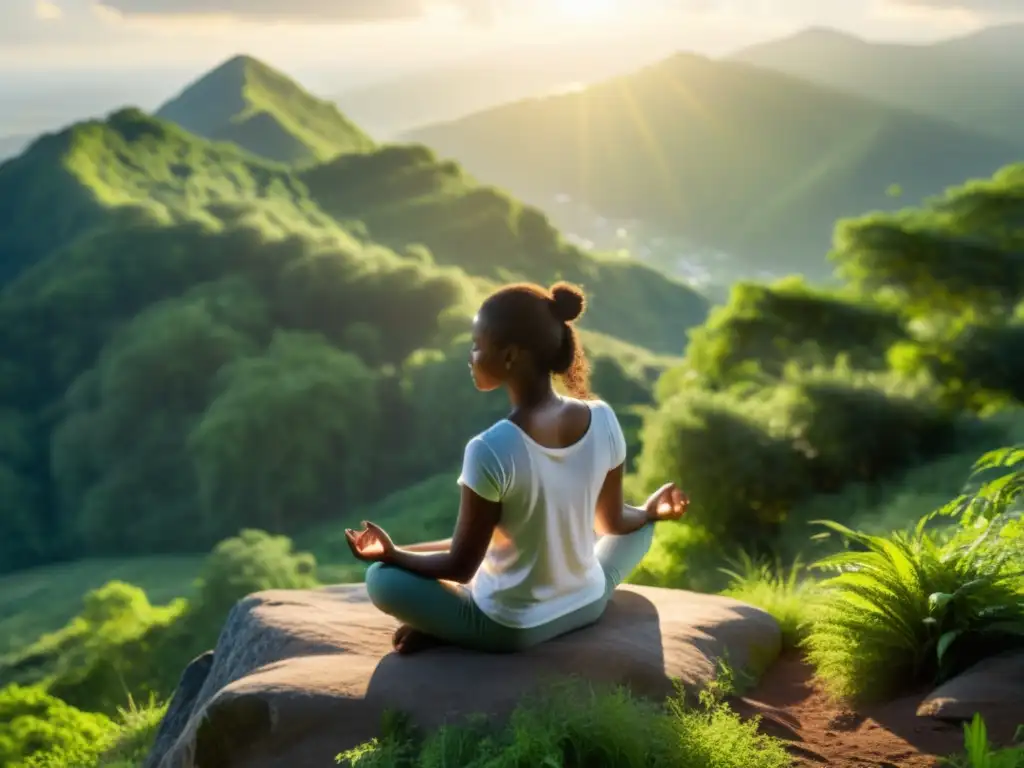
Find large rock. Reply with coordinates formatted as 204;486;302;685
917;651;1024;722
146;583;781;768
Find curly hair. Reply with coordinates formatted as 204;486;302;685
479;280;591;398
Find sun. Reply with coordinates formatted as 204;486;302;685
553;0;618;22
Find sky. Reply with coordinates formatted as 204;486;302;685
2;0;1019;73
0;0;1020;135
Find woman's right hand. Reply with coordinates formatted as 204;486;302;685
643;482;689;522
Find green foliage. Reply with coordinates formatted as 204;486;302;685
408;53;1020;275
0;684;116;768
944;714;1024;768
0;557;201;660
893;323;1024;414
157;55;375;164
1;530;319;716
626;522;723;593
0;99;703;573
337;678;790;768
18;699;164;768
804;450;1024;703
831;164;1024;320
300;145;709;353
192;529;318;625
719;554;818;649
190;332;379;535
637;367;956;540
682;277;907;387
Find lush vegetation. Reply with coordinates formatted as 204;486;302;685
0;95;704;574
156;55;375;165
1;52;1023;767
407;52;1020;276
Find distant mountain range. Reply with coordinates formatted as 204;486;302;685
3;23;1021;283
156;55;375;165
406;48;1022;276
732;24;1024;144
334;36;684;139
0;100;706;354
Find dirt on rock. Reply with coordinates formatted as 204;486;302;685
732;652;1007;768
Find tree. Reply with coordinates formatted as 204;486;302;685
189;331;379;534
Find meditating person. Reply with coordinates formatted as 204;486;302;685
345;280;688;654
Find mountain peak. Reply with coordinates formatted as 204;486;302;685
156;54;373;165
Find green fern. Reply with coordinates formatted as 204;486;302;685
803;517;1024;702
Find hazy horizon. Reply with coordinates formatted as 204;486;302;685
1;0;1021;138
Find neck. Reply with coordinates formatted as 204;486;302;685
508;375;556;412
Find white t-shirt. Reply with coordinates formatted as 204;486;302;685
457;398;628;629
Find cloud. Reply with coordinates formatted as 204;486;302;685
94;0;498;23
885;0;1024;15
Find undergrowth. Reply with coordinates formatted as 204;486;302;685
943;715;1024;768
336;673;791;768
804;446;1024;703
719;552;819;649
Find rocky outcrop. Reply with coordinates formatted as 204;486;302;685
917;651;1024;722
146;583;782;768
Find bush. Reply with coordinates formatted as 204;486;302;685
192;529;318;627
1;530;319;717
804;450;1024;703
0;684;115;768
637;366;958;544
337;677;791;768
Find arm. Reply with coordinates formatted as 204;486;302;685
386;485;500;583
594;463;651;536
399;538;452;553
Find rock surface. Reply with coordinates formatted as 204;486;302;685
917;651;1024;722
146;583;781;768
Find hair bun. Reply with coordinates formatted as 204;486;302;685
549;282;586;323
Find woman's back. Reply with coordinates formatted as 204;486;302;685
459;398;627;628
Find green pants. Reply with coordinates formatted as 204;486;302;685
364;522;655;653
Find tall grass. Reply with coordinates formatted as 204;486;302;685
719;553;819;649
337;675;791;768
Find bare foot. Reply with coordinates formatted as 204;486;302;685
392;624;447;655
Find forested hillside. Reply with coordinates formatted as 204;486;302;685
1;49;1023;768
406;52;1020;277
0;64;707;575
156;55;375;165
733;24;1024;145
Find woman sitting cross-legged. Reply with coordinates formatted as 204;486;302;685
345;280;688;655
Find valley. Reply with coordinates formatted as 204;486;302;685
1;17;1023;768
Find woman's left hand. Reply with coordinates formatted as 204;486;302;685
345;521;396;563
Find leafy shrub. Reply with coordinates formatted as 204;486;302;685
0;684;115;768
2;531;319;716
192;529;319;627
635;387;811;540
626;521;723;592
804;450;1024;703
684;277;907;388
23;700;165;768
44;582;188;714
337;677;791;768
638;366;958;543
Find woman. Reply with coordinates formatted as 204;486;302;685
345;281;688;655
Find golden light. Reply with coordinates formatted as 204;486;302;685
553;0;618;22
